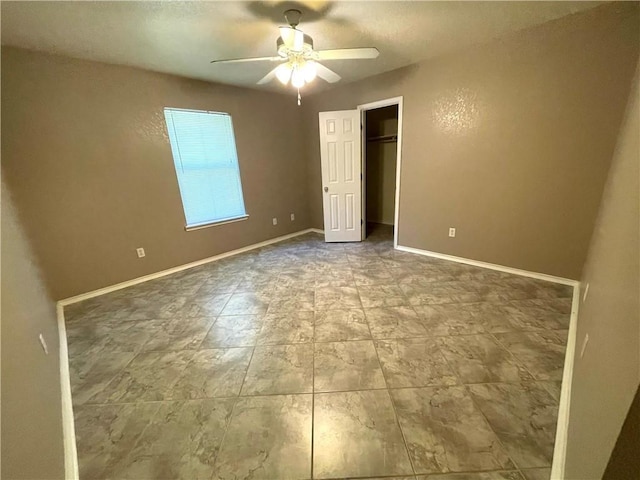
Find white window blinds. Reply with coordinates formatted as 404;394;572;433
164;108;247;229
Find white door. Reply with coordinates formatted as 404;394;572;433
318;110;362;242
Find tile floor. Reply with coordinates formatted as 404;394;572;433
65;225;572;480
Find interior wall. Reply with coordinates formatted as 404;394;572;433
1;180;66;479
603;386;640;480
303;2;639;279
366;106;398;225
564;66;639;480
1;47;310;299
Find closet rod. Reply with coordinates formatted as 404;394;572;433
366;134;398;143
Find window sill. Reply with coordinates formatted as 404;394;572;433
185;215;249;231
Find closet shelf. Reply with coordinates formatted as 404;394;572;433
367;134;397;143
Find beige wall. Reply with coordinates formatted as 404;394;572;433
1;47;310;300
564;66;639;480
1;180;66;479
303;2;639;279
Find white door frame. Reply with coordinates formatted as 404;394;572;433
357;96;404;248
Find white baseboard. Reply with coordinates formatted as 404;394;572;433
396;244;578;286
550;284;581;479
59;228;320;306
56;303;78;480
310;228;324;234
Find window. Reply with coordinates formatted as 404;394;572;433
164;107;248;230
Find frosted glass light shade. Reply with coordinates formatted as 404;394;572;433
275;63;293;85
302;61;317;82
291;66;305;88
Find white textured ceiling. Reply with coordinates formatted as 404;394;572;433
1;1;601;94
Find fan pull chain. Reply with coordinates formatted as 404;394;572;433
297;89;301;106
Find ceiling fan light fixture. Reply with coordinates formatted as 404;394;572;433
302;60;318;83
302;60;317;82
275;63;293;85
211;8;377;99
291;65;305;88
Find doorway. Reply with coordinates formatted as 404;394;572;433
317;97;402;245
359;97;403;246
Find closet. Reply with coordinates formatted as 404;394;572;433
364;104;399;237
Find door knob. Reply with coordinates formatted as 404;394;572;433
324;186;328;192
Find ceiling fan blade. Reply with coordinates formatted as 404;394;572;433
316;47;380;61
210;56;282;64
279;26;304;50
257;65;283;85
315;63;341;83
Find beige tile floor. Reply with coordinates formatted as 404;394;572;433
65;224;572;480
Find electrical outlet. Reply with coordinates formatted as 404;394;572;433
272;217;278;226
136;247;146;258
39;333;49;355
448;227;456;238
290;213;295;221
580;333;590;359
583;283;589;302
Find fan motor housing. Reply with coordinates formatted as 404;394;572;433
277;34;314;58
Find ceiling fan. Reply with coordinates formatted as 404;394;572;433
210;9;379;101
